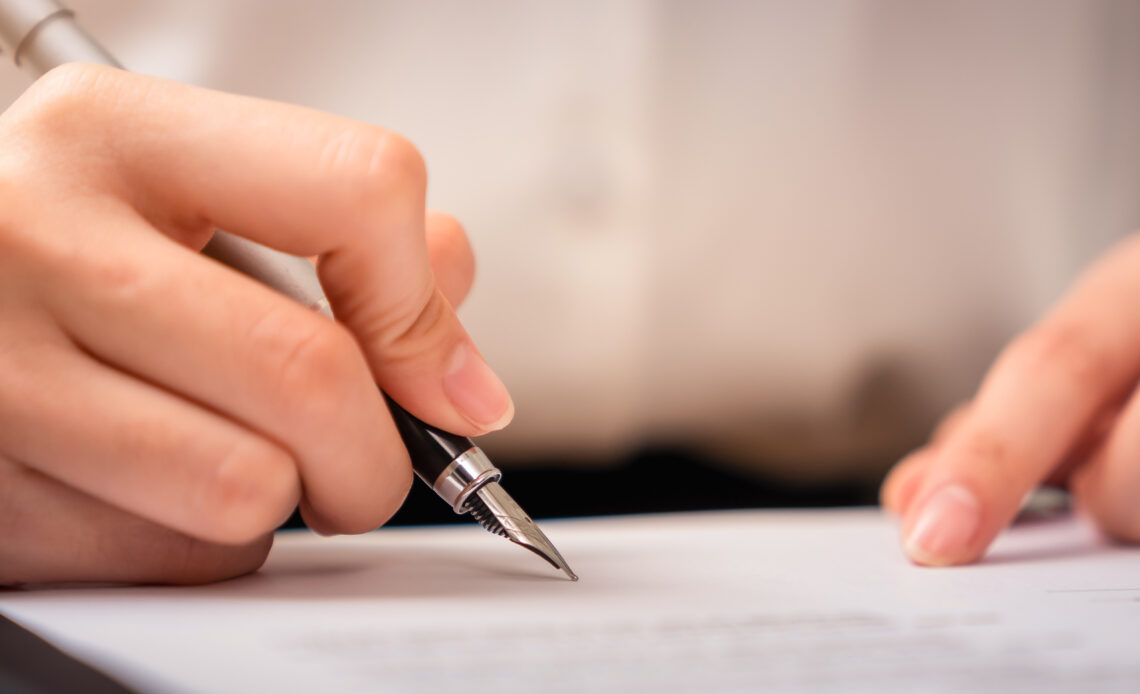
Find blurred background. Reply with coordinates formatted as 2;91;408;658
3;0;1140;522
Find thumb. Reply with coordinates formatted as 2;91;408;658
312;165;513;437
332;277;514;436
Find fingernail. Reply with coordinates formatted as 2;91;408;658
904;484;981;566
442;342;514;430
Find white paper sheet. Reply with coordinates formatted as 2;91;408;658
2;509;1138;693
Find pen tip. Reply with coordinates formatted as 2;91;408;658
467;482;580;582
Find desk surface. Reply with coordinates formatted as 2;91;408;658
2;509;1139;693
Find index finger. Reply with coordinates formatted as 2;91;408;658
901;234;1140;565
11;63;512;436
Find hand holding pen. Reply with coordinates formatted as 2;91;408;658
0;62;528;585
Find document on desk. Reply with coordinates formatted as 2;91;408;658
0;509;1138;693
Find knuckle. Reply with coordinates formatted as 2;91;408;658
365;131;427;190
947;427;1022;493
8;63;122;135
1006;323;1113;388
111;411;186;464
959;428;1008;464
248;306;373;437
39;244;162;318
0;199;150;302
321;128;426;210
198;438;299;544
81;254;152;304
259;313;364;419
368;286;451;361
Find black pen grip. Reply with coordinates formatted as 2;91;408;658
383;394;475;483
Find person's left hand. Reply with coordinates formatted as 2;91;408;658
881;234;1140;565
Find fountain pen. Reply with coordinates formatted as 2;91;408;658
0;0;577;581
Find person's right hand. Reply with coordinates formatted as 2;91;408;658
0;64;512;586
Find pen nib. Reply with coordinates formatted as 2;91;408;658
464;482;578;581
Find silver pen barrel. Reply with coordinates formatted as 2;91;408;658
0;0;118;73
0;0;332;316
0;0;578;581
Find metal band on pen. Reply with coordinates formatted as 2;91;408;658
0;0;579;582
429;448;501;513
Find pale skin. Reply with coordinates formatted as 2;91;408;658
2;66;1137;586
0;64;511;585
882;233;1140;564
